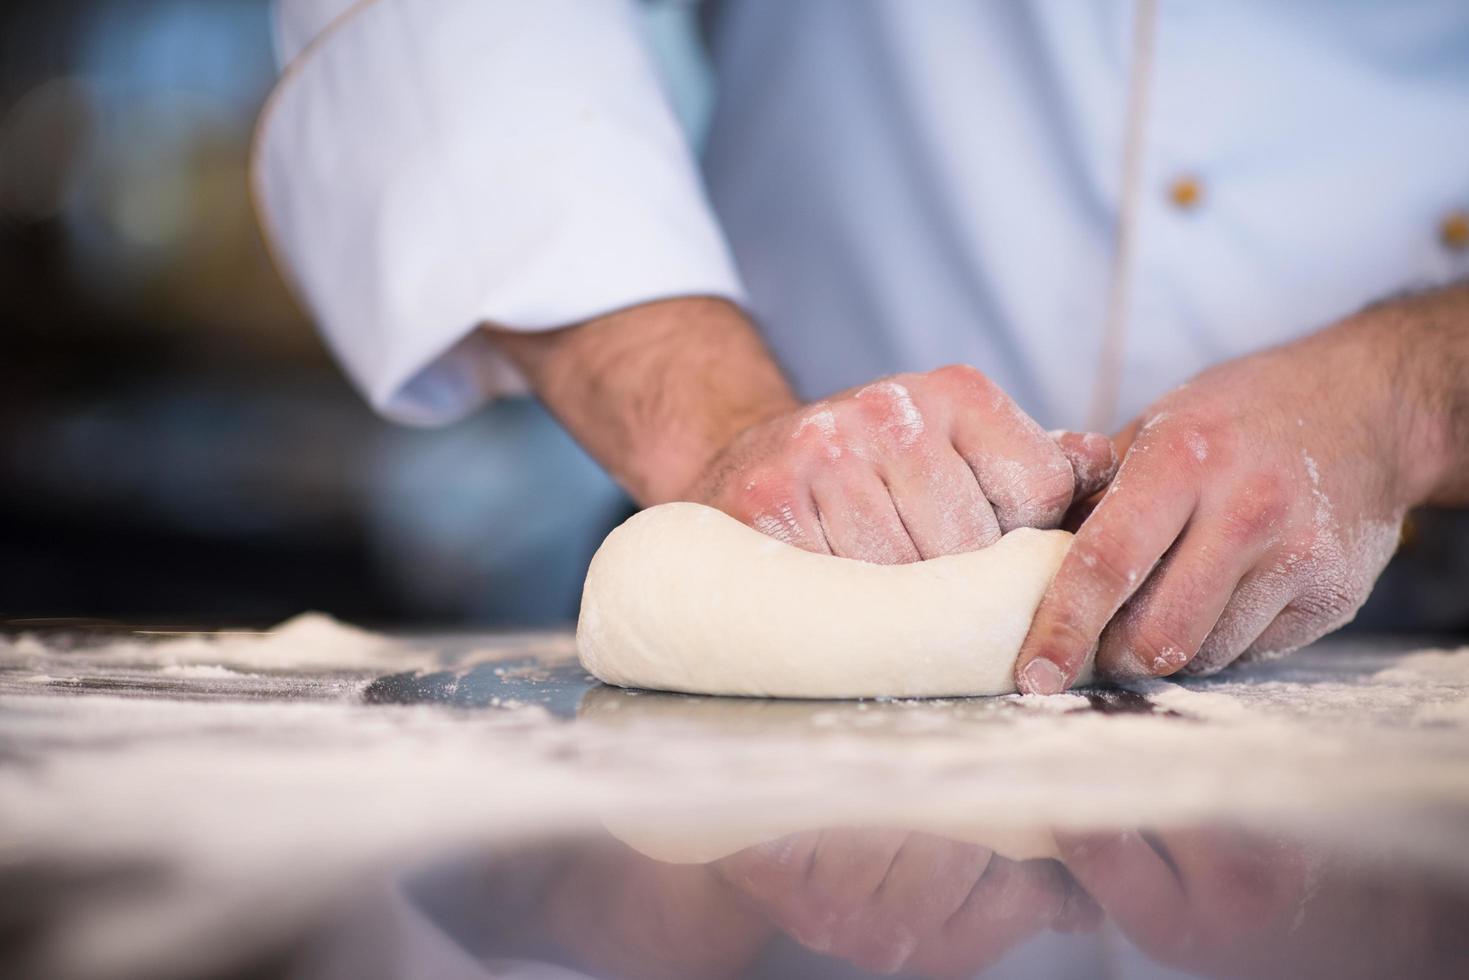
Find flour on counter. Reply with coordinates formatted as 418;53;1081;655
1;612;438;673
157;664;253;679
5;631;1469;980
1371;647;1469;686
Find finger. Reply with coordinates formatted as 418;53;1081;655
926;366;1078;531
881;446;1003;558
1015;450;1198;694
1111;417;1143;460
1050;429;1120;499
1054;830;1187;952
1058;431;1131;531
735;472;834;555
1183;571;1293;676
811;465;922;564
850;374;1002;554
1235;600;1337;667
1096;518;1269;681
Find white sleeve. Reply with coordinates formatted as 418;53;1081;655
253;0;746;425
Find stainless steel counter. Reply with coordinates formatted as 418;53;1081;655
3;620;1467;979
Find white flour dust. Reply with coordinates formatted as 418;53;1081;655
0;612;437;674
856;381;924;448
792;407;843;460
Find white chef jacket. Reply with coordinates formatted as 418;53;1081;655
252;0;1469;432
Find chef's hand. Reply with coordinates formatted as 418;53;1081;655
688;366;1116;562
715;828;1097;975
1014;285;1469;693
489;297;1117;562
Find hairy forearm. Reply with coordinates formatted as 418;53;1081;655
1364;282;1469;507
484;297;798;505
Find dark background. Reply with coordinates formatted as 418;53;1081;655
1;0;1464;636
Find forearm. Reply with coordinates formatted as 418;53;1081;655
1357;282;1469;507
485;297;799;505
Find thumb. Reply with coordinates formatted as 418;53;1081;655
1050;430;1119;500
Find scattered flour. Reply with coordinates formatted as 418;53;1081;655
1184;430;1209;462
856;381;924;448
1370;647;1469;687
158;664;251;679
1;613;438;674
792;407;843;461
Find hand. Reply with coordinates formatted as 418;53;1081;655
488;299;1117;555
688;365;1117;563
1014;295;1467;693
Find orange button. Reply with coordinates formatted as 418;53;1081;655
1167;175;1204;211
1442;210;1469;251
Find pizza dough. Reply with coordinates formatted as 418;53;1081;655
576;502;1090;698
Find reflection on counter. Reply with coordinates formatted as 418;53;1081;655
269;823;1468;980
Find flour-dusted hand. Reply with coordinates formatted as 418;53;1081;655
490;302;1116;561
689;365;1116;563
1015;286;1469;693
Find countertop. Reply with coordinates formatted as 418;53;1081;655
3;615;1468;979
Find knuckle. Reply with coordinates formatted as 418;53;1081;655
1071;525;1149;594
1290;584;1363;628
1160;423;1214;468
730;467;797;517
929;362;985;387
1001;465;1074;526
1217;475;1289;545
788;406;845;462
929;362;997;403
1035;607;1099;664
849;382;928;452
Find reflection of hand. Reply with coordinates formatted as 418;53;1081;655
715;828;1097;975
1057;827;1311;974
542;840;771;980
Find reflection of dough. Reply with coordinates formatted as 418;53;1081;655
605;815;1060;864
578;687;1063;862
577;502;1090;699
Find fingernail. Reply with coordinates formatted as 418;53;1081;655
1019;658;1066;696
1139;646;1190;675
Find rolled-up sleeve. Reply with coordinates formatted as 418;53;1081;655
253;0;745;425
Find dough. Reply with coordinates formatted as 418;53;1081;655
577;502;1090;698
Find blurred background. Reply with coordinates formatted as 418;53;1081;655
1;0;1464;634
0;0;658;629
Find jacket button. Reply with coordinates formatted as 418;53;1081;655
1442;210;1469;252
1167;175;1204;211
